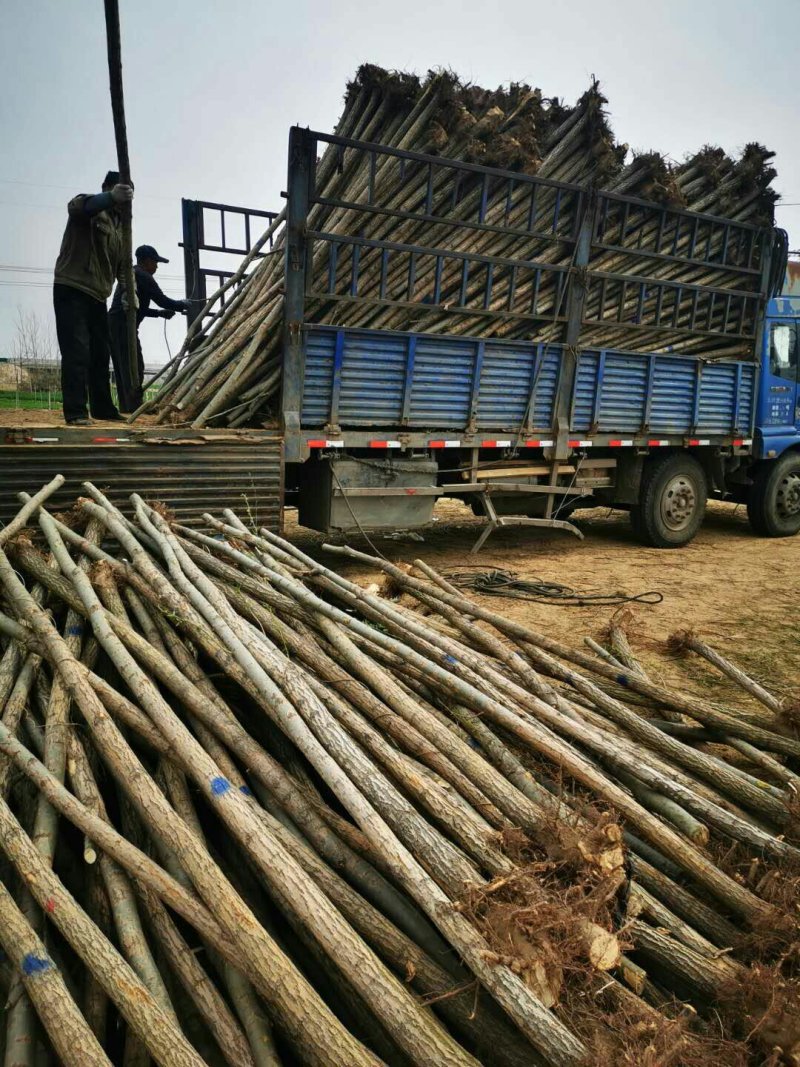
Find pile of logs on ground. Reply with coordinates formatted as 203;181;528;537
137;64;781;428
0;476;799;1065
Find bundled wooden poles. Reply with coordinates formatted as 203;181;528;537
0;482;798;1064
137;64;781;429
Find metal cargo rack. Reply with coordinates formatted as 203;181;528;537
281;126;775;476
181;198;280;326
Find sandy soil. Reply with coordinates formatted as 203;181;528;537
0;410;159;429
287;498;800;709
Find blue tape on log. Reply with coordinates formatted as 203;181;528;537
444;655;457;665
210;776;231;796
239;785;253;797
22;954;52;977
615;674;629;687
67;625;83;636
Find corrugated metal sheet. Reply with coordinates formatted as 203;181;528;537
596;352;649;433
571;352;599;432
408;337;473;427
529;348;560;430
477;342;532;426
476;343;561;431
650;359;696;434
738;365;755;428
300;325;755;437
302;330;336;424
339;332;407;423
696;363;737;433
0;436;283;531
302;326;566;432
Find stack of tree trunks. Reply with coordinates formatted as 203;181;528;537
0;476;798;1065
136;65;781;429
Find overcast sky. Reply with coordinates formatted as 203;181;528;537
2;0;799;365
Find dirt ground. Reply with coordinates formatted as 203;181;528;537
0;410;159;429
288;498;800;710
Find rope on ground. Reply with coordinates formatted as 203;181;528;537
440;568;663;607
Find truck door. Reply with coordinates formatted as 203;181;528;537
765;318;800;434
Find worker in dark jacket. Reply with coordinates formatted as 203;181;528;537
53;170;133;425
109;245;190;412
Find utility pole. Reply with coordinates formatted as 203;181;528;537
103;0;138;398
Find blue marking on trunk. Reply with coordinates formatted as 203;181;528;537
22;954;52;977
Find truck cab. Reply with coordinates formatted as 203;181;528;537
758;295;800;458
745;295;800;537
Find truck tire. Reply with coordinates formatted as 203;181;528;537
630;453;707;548
747;452;800;537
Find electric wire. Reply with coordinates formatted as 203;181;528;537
440;568;663;607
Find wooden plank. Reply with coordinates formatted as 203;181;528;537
332;486;442;497
442;482;591;496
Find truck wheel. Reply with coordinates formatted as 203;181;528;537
631;453;707;548
747;452;800;537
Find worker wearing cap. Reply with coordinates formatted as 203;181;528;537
53;170;134;425
109;245;190;413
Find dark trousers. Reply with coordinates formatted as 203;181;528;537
53;283;118;422
109;312;144;414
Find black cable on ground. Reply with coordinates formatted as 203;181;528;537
441;568;663;607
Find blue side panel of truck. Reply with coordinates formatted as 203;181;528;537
300;324;756;438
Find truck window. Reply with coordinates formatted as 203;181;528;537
769;322;797;380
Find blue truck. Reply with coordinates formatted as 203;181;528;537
2;126;797;549
259;126;795;549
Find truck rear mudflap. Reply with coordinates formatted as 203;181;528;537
0;427;283;531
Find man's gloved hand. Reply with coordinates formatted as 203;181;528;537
180;300;193;314
110;183;134;205
160;309;176;320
